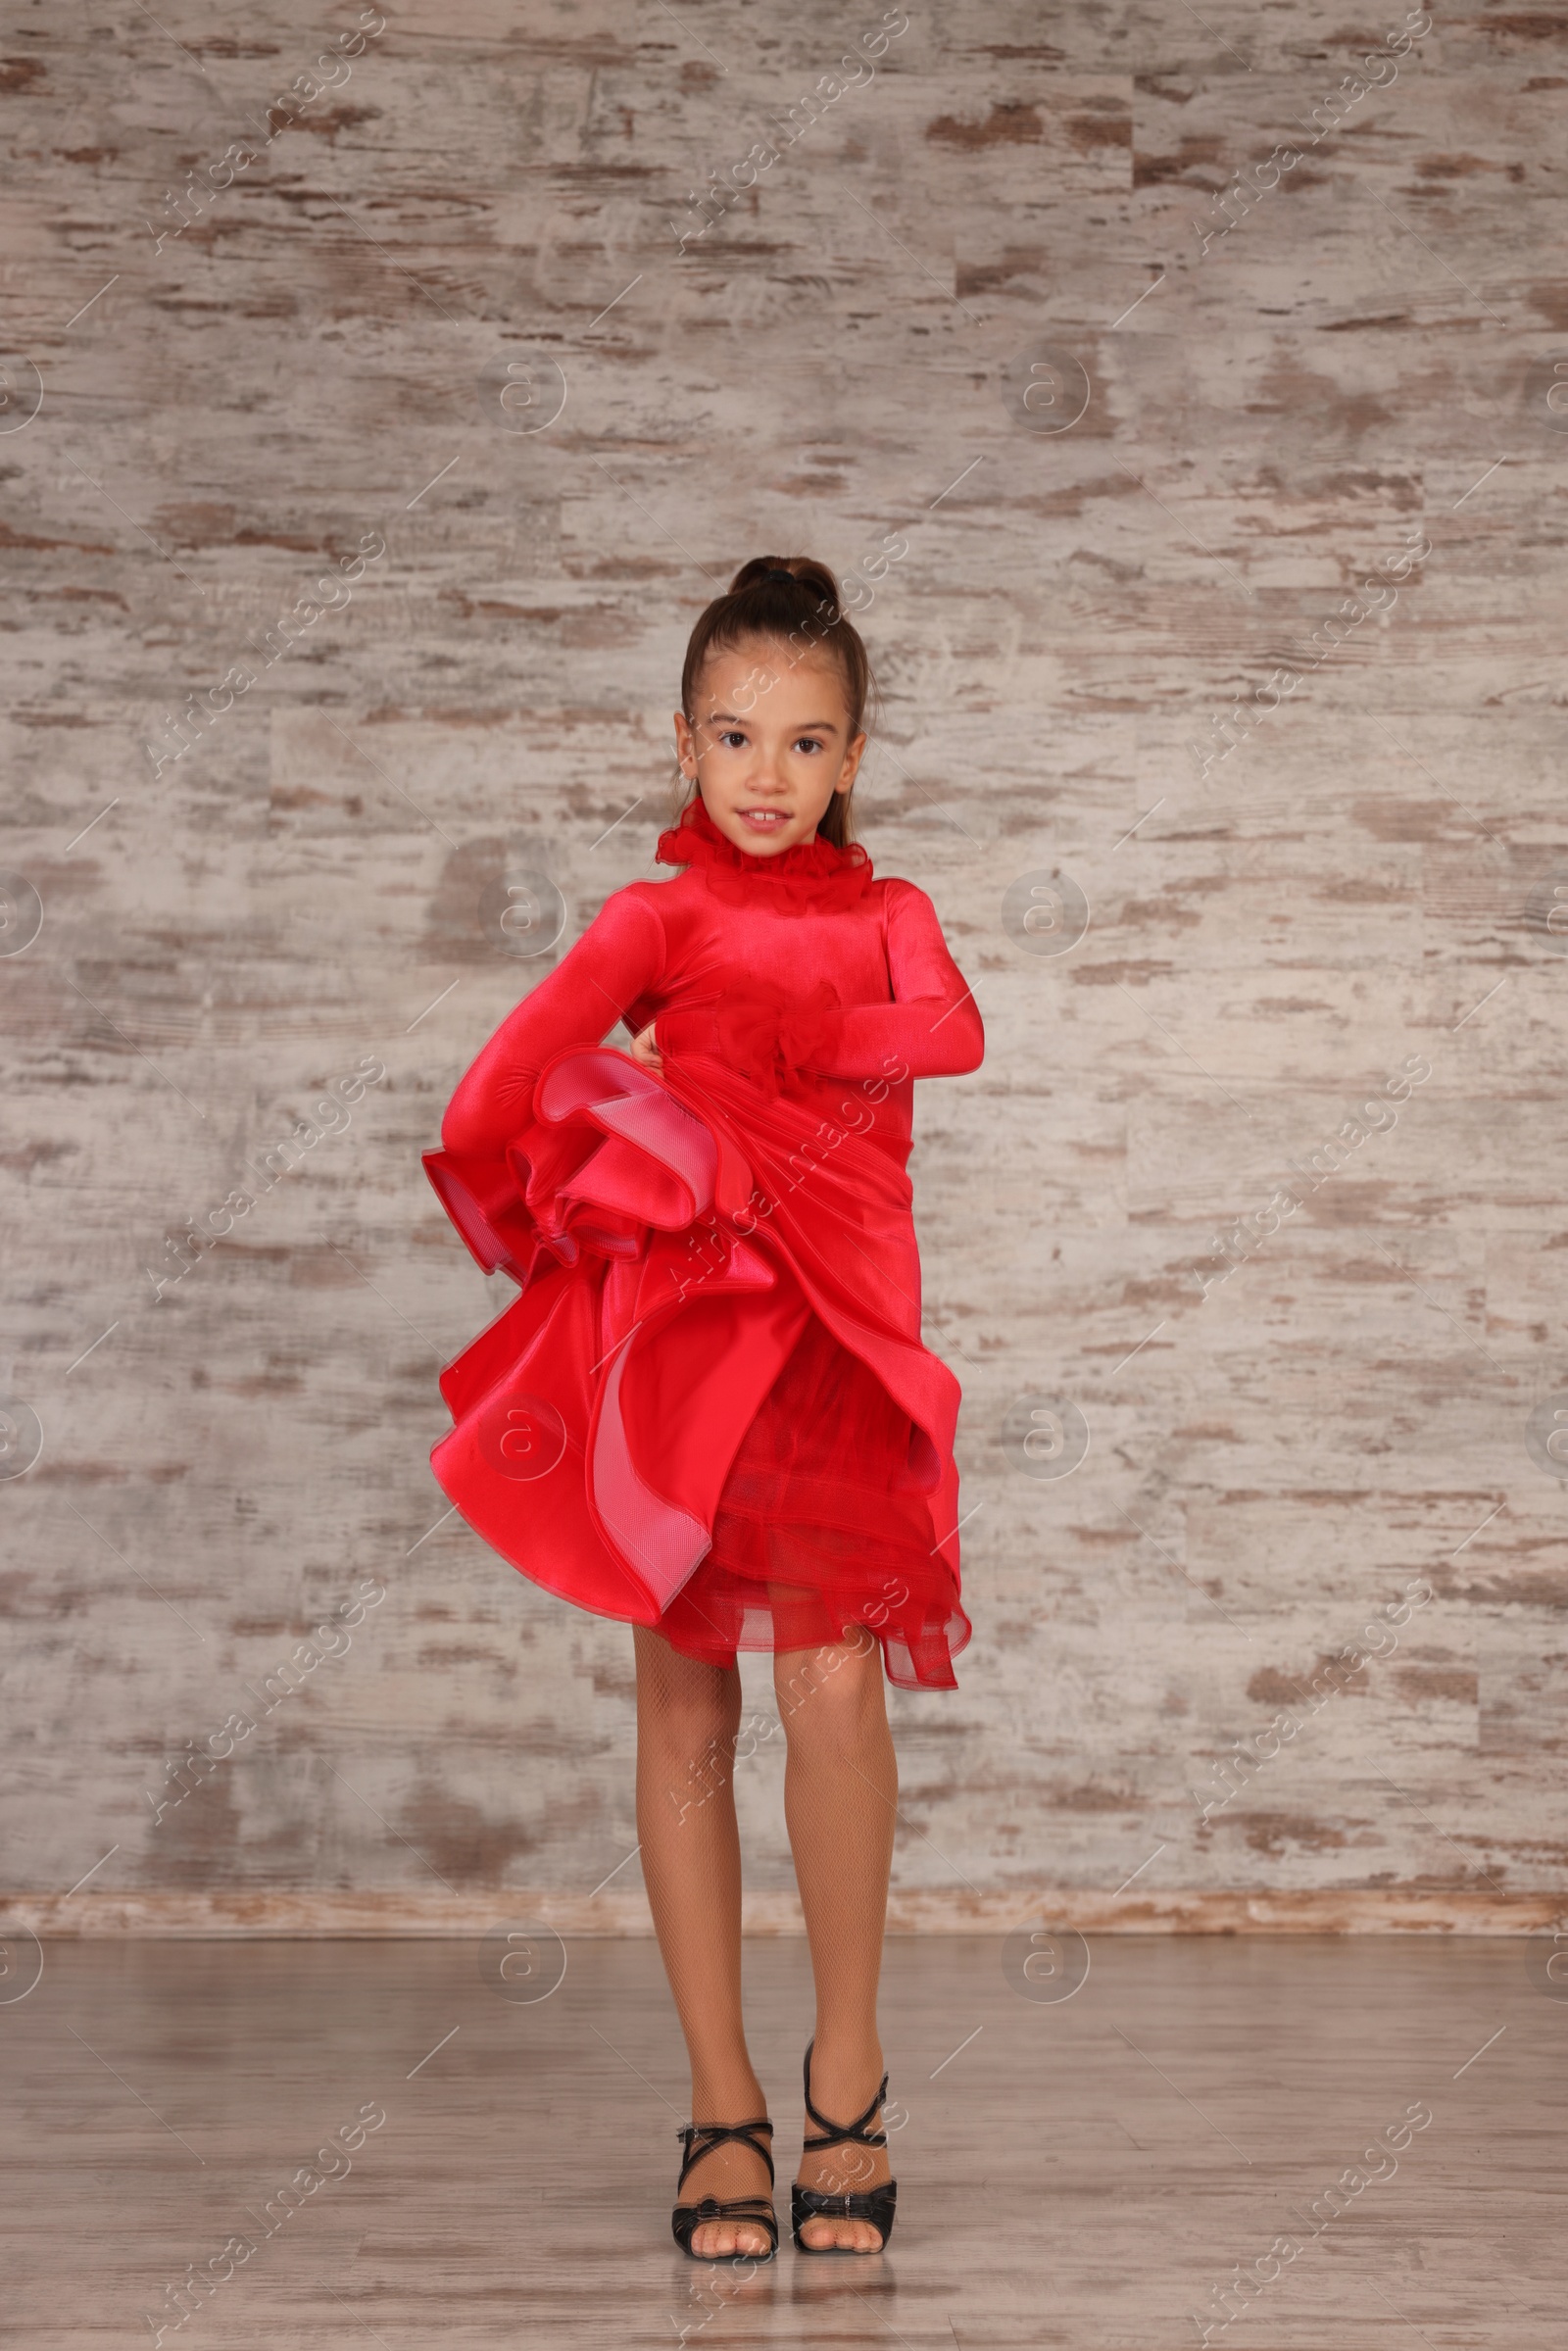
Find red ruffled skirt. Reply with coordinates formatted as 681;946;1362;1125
660;1308;970;1689
423;1041;972;1691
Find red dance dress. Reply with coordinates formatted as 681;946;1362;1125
422;795;986;1689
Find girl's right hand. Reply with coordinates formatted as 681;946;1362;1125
628;1019;662;1070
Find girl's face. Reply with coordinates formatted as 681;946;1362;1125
673;638;865;857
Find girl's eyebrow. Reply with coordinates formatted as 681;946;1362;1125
707;710;842;734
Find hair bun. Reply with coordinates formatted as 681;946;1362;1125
727;555;841;615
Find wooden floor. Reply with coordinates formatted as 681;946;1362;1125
6;1935;1561;2347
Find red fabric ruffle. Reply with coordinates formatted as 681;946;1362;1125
654;793;874;913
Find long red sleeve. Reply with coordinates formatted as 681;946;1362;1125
817;878;984;1080
439;890;664;1155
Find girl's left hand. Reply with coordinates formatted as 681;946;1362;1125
628;1019;662;1070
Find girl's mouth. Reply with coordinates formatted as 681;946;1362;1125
737;808;789;832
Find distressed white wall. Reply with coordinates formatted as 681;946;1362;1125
2;0;1564;1925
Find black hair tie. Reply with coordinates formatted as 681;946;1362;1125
759;566;797;586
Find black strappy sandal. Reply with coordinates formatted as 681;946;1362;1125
791;2038;898;2254
671;2115;779;2261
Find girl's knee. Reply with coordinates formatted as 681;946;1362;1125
643;1678;740;1749
774;1630;886;1744
635;1635;740;1750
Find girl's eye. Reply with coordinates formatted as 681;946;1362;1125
718;730;747;749
793;737;824;756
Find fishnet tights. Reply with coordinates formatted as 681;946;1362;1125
634;1617;898;2256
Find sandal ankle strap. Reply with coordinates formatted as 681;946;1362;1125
801;2038;889;2151
676;2116;776;2189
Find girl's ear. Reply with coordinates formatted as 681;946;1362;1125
838;729;868;789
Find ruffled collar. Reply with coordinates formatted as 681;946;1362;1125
654;792;874;912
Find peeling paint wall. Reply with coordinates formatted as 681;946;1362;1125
2;1;1565;1919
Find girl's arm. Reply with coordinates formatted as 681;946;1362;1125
816;879;984;1080
440;889;665;1154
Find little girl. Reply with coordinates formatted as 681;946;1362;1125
424;557;985;2259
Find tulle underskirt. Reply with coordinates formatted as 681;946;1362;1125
655;1312;971;1690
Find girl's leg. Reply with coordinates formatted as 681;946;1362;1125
772;1625;898;2252
633;1623;771;2258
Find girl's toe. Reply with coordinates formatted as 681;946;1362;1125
802;2214;883;2252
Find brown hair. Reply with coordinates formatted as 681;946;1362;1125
672;555;879;849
